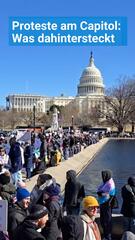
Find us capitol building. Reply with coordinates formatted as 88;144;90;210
6;52;105;114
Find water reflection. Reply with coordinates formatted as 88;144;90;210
78;139;135;211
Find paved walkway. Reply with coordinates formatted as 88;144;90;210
26;138;109;192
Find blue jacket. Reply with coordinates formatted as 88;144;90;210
9;142;22;173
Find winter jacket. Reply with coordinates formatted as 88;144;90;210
0;182;16;204
14;219;45;240
63;170;85;208
54;150;61;165
97;170;115;205
8;202;29;240
30;178;55;206
61;215;84;240
121;177;135;217
40;140;47;160
42;196;61;240
24;144;33;169
9;142;22;173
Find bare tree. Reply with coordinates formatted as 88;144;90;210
18;111;33;126
60;102;79;126
0;110;9;130
37;112;51;127
103;77;135;133
7;109;20;129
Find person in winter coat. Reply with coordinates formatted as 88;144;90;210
30;173;56;206
54;147;62;166
8;187;30;240
121;176;135;233
0;147;9;170
42;184;61;240
0;171;16;205
97;170;116;240
24;141;33;180
14;204;48;240
61;215;84;240
80;196;101;240
39;135;47;171
61;196;101;240
0;147;9;175
63;169;85;215
9;141;23;187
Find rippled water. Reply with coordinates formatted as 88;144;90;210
78;139;135;211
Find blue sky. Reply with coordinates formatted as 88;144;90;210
0;0;135;107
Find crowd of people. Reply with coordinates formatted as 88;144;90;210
0;130;100;186
0;167;135;240
0;131;135;240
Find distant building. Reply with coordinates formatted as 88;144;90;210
6;52;105;114
6;94;74;112
76;52;105;113
6;94;46;112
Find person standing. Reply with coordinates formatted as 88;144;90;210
63;169;85;215
0;171;16;205
14;204;48;240
8;187;30;240
0;147;9;170
39;135;47;171
9;141;23;187
42;184;61;240
61;196;101;240
97;170;116;240
24;141;33;180
121;176;135;233
30;173;55;206
81;196;101;240
61;215;84;240
54;146;62;166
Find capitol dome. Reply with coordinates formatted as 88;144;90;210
77;52;105;96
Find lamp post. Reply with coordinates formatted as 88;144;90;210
71;115;74;128
33;103;36;131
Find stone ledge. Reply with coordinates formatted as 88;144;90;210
26;138;109;192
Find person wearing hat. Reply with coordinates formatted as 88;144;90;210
41;184;61;240
8;187;30;240
14;204;48;240
80;196;101;240
30;174;56;206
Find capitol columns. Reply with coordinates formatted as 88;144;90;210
33;103;36;131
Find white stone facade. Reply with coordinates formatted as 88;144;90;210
6;94;74;112
76;52;105;113
77;52;105;97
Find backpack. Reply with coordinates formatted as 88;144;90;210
109;195;119;209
